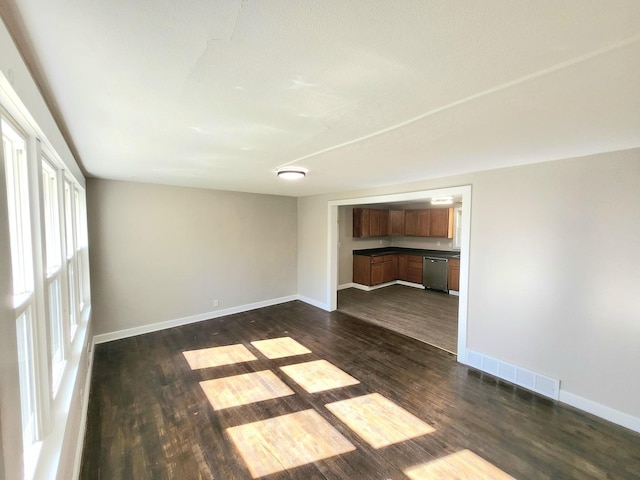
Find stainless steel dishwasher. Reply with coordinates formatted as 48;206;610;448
422;256;449;292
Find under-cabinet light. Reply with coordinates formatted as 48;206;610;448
430;197;453;205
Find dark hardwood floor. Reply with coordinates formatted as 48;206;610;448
80;301;640;479
338;285;458;353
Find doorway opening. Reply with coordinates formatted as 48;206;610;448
327;185;471;360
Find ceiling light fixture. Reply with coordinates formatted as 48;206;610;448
277;168;306;180
431;196;453;205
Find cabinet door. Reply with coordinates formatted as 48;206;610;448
404;210;420;236
448;258;460;291
407;255;423;283
353;208;371;237
369;209;381;236
382;255;397;283
429;208;453;238
397;254;408;281
417;210;431;236
353;255;372;285
378;209;389;236
389;210;405;236
371;263;384;285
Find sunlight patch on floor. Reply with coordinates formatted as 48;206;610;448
404;449;516;479
280;359;360;393
182;344;257;369
199;370;294;410
326;393;435;448
226;409;356;478
250;336;312;359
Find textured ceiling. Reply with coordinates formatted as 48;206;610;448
3;1;640;196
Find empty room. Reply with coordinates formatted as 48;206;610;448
0;2;639;479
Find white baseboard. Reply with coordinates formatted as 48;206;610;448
342;280;426;291
397;280;425;289
296;294;330;311
464;349;560;400
93;294;298;344
559;391;640;433
349;281;397;292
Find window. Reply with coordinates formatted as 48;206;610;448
2;119;34;305
2;60;92;479
3;118;41;459
64;181;74;259
41;158;61;275
48;278;65;391
16;309;39;448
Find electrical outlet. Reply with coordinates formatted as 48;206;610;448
213;299;219;308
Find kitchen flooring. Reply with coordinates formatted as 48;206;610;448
337;285;458;354
80;301;640;479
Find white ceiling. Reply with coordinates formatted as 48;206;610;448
3;1;640;197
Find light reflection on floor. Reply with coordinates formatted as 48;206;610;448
404;449;516;479
225;409;356;478
182;344;257;369
326;393;436;449
250;336;312;359
280;359;360;393
190;336;507;478
199;370;294;410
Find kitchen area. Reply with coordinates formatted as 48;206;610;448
337;199;462;353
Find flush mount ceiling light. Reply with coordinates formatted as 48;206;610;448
431;196;453;205
276;168;306;180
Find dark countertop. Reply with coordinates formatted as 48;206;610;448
352;247;460;258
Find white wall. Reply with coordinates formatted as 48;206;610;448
298;150;640;426
87;179;298;336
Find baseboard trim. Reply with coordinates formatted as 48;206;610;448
397;280;425;289
93;295;298;344
296;294;330;311
559;391;640;433
343;280;426;291
464;349;560;400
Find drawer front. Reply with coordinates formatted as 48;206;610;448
371;256;385;264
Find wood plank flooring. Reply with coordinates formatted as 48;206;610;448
80;301;640;479
338;285;458;353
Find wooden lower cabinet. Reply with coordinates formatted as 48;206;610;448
448;258;460;291
397;254;423;284
356;254;418;287
353;255;398;286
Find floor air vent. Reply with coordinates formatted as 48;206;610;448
465;350;560;400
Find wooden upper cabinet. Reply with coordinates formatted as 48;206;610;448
403;208;453;237
404;210;420;236
353;208;369;237
353;208;389;237
405;210;430;236
370;209;389;237
389;210;405;236
354;207;453;238
429;208;454;238
417;210;431;236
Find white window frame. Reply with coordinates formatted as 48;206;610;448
2;117;45;474
41;154;68;393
